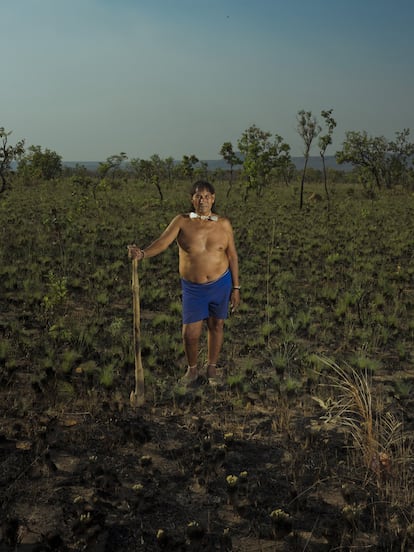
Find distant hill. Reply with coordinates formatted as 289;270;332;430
200;156;352;171
63;156;352;172
293;156;352;171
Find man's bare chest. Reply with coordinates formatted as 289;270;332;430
177;223;227;252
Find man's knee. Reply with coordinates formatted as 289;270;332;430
182;322;203;342
207;317;225;333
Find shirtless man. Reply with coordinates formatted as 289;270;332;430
128;180;240;384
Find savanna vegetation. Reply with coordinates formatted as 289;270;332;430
1;117;414;551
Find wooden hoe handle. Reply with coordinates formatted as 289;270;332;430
130;258;145;407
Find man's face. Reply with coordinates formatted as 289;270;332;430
192;188;215;214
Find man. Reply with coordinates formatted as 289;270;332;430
128;180;240;385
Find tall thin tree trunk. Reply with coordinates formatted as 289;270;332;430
321;154;330;202
299;156;309;209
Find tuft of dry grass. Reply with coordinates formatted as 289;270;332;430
317;355;414;508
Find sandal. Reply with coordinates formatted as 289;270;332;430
207;365;225;387
179;366;199;387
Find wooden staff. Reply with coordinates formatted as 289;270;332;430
130;257;145;407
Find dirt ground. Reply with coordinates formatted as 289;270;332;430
1;362;414;552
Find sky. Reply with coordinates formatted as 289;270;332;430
2;0;414;161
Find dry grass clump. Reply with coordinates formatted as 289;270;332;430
317;356;414;509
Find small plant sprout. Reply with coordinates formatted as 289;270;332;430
226;474;239;505
238;471;249;496
79;512;91;523
108;317;124;337
270;508;290;522
393;378;412;399
100;364;115;388
341;504;362;526
156;528;168;545
351;351;382;374
202;435;211;451
270;508;292;536
283;377;302;396
186;520;204;541
271;351;287;375
226;474;239;490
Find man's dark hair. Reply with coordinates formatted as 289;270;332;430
190;180;215;195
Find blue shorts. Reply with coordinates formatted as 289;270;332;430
181;269;232;324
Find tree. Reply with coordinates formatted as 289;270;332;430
98;152;128;181
318;109;337;201
149;154;166;200
219;141;242;198
385;129;414;189
164;156;176;186
180;154;199;181
274;142;295;187
0;127;25;194
18;145;62;181
336;129;414;192
130;154;166;200
70;163;97;195
336;131;388;192
194;160;209;181
297;110;321;209
237;124;291;199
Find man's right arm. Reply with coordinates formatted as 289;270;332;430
128;215;183;260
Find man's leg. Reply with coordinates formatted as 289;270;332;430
206;316;225;378
182;320;203;380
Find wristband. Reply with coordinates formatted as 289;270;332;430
232;286;241;290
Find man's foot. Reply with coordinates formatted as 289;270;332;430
180;365;198;386
206;364;224;387
208;374;225;387
206;364;217;378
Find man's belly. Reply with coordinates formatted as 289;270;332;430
179;255;229;284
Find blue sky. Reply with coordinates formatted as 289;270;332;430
2;0;414;161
